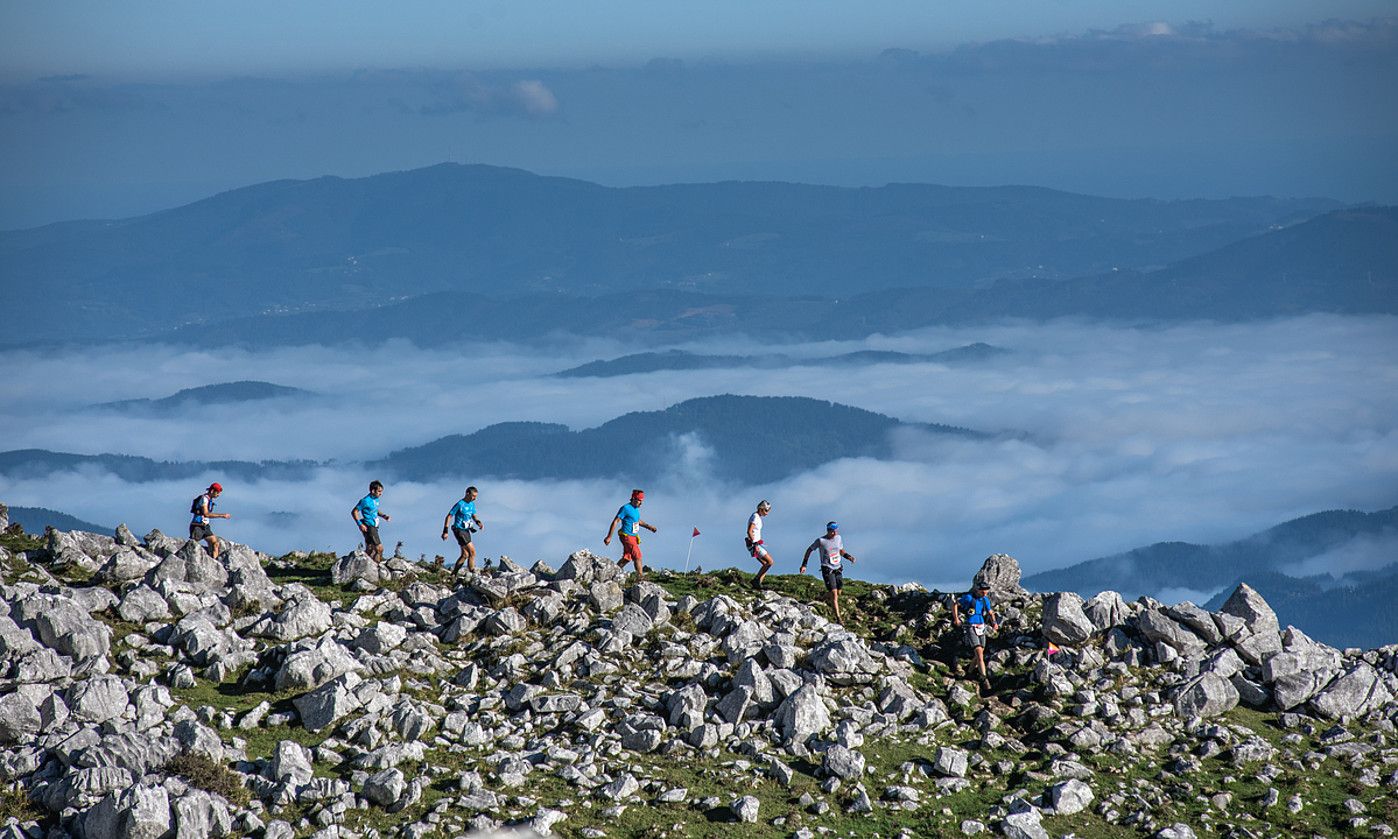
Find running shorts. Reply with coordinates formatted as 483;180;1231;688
452;527;473;547
363;525;382;548
821;566;843;591
189;523;213;541
620;533;642;561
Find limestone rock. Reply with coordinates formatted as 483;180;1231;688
1042;592;1095;645
1174;671;1239;719
973;553;1024;593
1218;583;1280;636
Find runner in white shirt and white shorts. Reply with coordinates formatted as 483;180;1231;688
746;500;774;590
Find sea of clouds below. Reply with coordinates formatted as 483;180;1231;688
2;314;1396;593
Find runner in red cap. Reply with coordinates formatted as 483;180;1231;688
604;489;657;580
189;482;231;559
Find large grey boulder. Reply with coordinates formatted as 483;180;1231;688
973;553;1024;593
364;767;406;807
330;550;381;586
933;746;969;778
171;788;234;838
1309;663;1393;720
820;745;866;781
0;691;41;744
222;544;282;610
145;540;229;591
275;636;362;691
68;675;130;724
1049;779;1095;815
81;783;172;839
12;593;111;659
774;684;831;742
1163;602;1223;645
293;671;365;732
1174;671;1239;719
1137;610;1207;656
1271;669;1338;711
665;683;708;729
268;740;315;786
249;593;333;641
1042;592;1095;645
1218;583;1280;636
97;548;161;583
1082;591;1128;631
117;586;171;623
611;603;653;636
169;615;252;668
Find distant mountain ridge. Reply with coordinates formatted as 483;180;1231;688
0;395;988;485
5;506;112;536
554;343;1008;378
375;394;987;484
96;380;312;412
1025;506;1398;597
120;205;1398;350
0;162;1344;345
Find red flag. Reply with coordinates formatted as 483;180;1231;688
692;527;701;537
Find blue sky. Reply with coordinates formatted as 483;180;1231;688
1;2;1395;226
3;1;1392;76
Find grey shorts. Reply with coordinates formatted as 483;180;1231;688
189;523;213;541
821;566;843;591
964;624;987;649
363;525;381;548
451;527;472;547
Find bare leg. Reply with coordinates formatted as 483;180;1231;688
205;535;220;561
466;541;477;573
451;543;468;574
831;588;842;622
755;554;773;587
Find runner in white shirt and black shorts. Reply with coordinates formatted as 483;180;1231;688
746;500;774;590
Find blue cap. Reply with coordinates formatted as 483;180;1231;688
826;521;839;531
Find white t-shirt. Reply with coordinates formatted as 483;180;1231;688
748;512;764;542
815;534;843;569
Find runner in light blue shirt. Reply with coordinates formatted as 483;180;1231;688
440;486;484;575
351;480;391;563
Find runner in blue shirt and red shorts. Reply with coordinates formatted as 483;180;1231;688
604;489;657;581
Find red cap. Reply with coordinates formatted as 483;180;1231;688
631;489;645;501
209;482;223;493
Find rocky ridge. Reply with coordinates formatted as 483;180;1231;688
0;522;1395;838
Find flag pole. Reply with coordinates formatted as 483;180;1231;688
684;527;699;571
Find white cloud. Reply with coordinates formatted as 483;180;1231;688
2;315;1396;592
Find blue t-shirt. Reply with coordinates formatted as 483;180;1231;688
616;503;642;537
449;499;477;531
958;593;993;625
355;494;381;527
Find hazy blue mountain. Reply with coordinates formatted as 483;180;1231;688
1024;506;1398;599
96;380;312;412
554;343;1007;378
7;506;112;536
0;449;320;483
1;396;987;485
0;162;1339;344
1201;567;1398;650
860;206;1398;327
127;205;1398;351
376;395;987;484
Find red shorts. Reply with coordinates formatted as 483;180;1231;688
620;534;642;561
